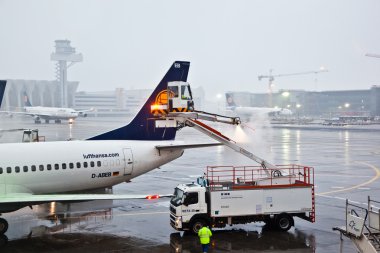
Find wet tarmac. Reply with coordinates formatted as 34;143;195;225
1;116;380;252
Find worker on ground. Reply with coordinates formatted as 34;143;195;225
198;224;212;253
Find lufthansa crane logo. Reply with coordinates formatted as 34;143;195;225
174;63;180;68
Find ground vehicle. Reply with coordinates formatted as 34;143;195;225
170;165;315;234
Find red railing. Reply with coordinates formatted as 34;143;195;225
206;165;314;191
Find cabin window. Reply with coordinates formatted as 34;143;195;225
84;162;88;168
90;161;95;167
39;165;44;171
15;166;20;173
76;162;81;168
31;165;36;172
23;166;28;172
184;192;199;205
69;163;74;169
54;164;59;170
0;167;3;174
6;167;11;174
47;164;52;171
168;86;179;98
97;161;101;167
62;163;67;170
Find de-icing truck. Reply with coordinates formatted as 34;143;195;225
170;165;315;234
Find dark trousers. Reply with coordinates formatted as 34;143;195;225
201;243;209;252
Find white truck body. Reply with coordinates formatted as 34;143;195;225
210;187;312;217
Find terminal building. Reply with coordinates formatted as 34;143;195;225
2;79;78;110
228;85;380;117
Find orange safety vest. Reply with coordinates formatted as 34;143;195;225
198;227;212;244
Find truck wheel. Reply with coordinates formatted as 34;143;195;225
191;219;206;234
0;218;8;234
275;213;293;231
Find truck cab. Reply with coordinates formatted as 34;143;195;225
170;181;208;233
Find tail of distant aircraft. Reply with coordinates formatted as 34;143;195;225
226;92;237;110
89;61;190;141
0;80;6;106
23;92;32;107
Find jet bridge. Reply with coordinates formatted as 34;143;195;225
333;196;380;253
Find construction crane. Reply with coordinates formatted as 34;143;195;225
258;68;328;107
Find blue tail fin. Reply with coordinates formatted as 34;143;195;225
226;92;237;110
0;80;6;106
88;61;190;141
23;91;32;107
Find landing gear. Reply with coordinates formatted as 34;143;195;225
55;119;62;124
0;218;8;234
45;119;50;124
34;119;41;124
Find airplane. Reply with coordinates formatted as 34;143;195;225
3;91;93;124
225;92;292;120
0;61;221;234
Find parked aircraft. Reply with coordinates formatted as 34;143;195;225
7;92;93;124
0;61;219;234
225;93;292;120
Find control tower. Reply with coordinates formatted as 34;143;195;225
51;40;83;107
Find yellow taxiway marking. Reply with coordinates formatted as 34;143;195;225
317;161;380;196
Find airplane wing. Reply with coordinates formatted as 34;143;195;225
155;143;223;151
76;108;94;113
0;193;172;204
0;111;51;118
75;108;94;116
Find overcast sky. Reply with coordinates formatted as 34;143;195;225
0;0;379;98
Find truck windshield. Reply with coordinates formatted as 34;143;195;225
181;85;192;100
171;188;184;206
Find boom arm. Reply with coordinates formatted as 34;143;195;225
167;111;276;175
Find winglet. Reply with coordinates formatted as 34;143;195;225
23;91;32;107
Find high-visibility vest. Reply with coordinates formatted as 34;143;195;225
198;227;212;244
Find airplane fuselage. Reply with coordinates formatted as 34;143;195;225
0;140;183;196
25;106;79;120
